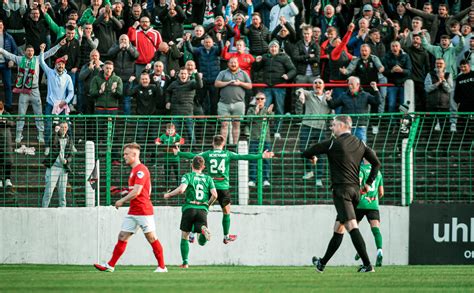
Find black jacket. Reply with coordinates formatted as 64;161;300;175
292;40;321;76
382;51;412;86
166;74;203;115
127;84;163;115
254;52;297;86
302;133;381;186
159;5;186;42
43;132;75;173
93;15;123;59
55;38;80;70
327;89;381;124
152;43;181;76
404;45;430;83
242;24;272;56
454;71;474;112
108;44;139;81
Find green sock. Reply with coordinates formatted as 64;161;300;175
180;239;189;264
198;234;207;246
371;226;383;249
222;214;231;236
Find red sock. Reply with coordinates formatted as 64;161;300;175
150;239;165;268
108;240;127;267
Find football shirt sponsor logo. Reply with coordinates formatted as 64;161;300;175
137;171;145;179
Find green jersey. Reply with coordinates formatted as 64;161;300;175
178;149;261;190
181;172;216;212
157;133;184;161
357;164;383;210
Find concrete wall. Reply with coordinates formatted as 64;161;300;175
0;205;409;266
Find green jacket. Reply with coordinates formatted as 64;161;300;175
90;71;123;109
422;35;464;78
44;12;79;39
78;0;111;25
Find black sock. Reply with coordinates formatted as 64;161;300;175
349;228;371;266
321;232;344;265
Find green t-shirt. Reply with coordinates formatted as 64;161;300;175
181;171;216;212
357;164;383;210
158;133;183;161
178;149;261;190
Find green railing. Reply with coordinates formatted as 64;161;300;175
0;113;472;207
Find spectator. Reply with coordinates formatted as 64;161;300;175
23;7;50;55
424;58;454;131
399;16;430;48
243;12;271;56
326;77;380;142
159;0;186;42
77;23;99;113
247;92;273;187
151;0;168;30
186;35;221;115
253;0;276;28
458;24;473;66
422;32;465;79
190;25;206;47
128;15;162;76
348;18;370;57
0;20;17;112
154;123;184;185
78;49;103;115
152;41;181;76
79;0;108;25
93;4;123;59
39;45;74;156
165;67;203;144
0;101;14;189
51;0;79;27
124;2;151;30
108;34;139;115
405;2;472;44
2;0;27;50
42;121;75;208
365;19;396;59
184;60;204;116
254;40;296;138
392;1;411;32
42;5;79;40
222;39;256;77
454;60;474;132
150;61;170;115
270;16;297;54
462;36;474;69
382;40;412;113
127;71;163;142
90;60;123;115
292;24;321;113
313;26;322;44
0;41;63;143
296;78;332;184
215;57;252;143
403;33;431;112
269;0;299;32
205;15;235;44
54;26;80;86
311;4;346;36
356;4;382;29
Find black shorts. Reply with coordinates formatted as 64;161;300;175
333;184;360;223
217;189;231;208
180;208;208;233
356;209;380;222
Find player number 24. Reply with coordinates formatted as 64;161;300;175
210;159;225;174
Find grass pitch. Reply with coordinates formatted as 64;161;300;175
0;265;473;292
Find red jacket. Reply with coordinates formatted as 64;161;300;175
128;27;162;65
221;46;255;77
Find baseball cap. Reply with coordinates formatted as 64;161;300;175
55;57;67;64
363;4;373;11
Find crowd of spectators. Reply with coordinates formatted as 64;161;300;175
0;0;473;147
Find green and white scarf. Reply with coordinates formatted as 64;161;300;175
13;56;36;94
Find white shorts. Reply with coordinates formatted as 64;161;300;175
121;215;156;234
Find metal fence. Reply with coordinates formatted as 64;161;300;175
0;113;472;207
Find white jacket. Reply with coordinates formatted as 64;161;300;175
269;2;299;32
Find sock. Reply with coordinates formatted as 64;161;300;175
222;214;231;236
198;233;207;246
150;239;165;269
371;227;383;250
180;239;189;265
349;228;371;266
320;232;343;265
108;240;127;267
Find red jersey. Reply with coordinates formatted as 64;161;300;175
128;163;154;215
221;46;255;77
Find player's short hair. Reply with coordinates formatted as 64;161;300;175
334;115;352;128
301;24;312;32
25;44;35;50
166;123;175;129
212;135;225;147
192;156;205;170
326;27;337;35
103;60;114;66
439;3;448;10
412;16;423;22
440;34;450;40
460;59;470;66
123;142;141;151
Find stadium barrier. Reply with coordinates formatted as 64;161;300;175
0;112;472;208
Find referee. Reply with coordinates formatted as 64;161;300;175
302;115;381;273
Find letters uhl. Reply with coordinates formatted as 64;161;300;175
433;218;474;242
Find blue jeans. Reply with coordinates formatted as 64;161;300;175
249;140;270;182
332;88;345;114
352;126;367;143
0;63;13;108
299;125;325;178
387;86;404;113
172;118;196;145
123;81;132;115
263;88;286;133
